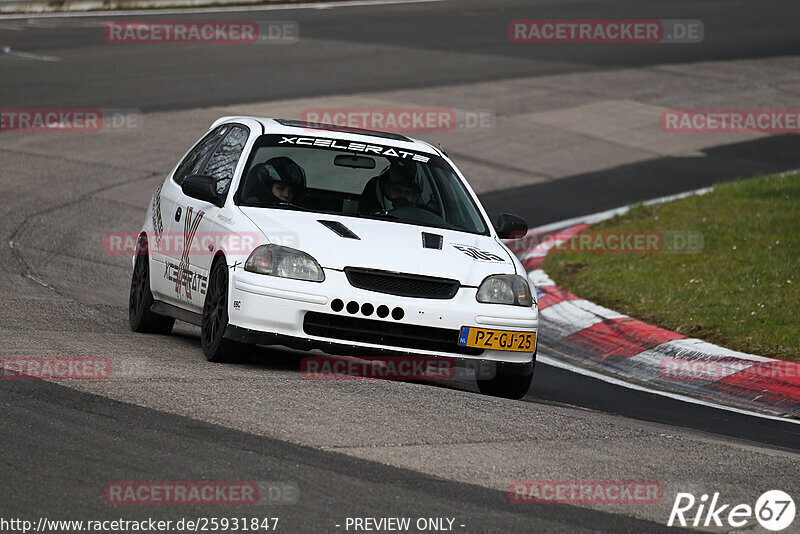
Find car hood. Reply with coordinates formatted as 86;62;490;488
238;207;516;286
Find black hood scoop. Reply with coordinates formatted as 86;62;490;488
318;220;360;240
421;232;443;250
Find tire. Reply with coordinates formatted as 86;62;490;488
129;235;175;334
201;257;246;363
476;355;535;400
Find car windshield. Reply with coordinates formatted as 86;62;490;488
236;134;489;235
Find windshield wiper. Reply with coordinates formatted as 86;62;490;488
242;201;315;213
335;211;414;222
347;210;459;231
346;211;401;221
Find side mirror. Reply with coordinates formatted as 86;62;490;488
495;213;528;239
182;174;224;208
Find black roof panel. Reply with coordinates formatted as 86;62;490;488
274;119;413;143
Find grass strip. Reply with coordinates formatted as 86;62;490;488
543;172;799;361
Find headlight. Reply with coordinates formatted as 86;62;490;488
476;274;533;306
244;245;325;282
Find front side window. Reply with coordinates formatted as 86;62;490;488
204;125;249;195
172;125;228;185
236;134;488;235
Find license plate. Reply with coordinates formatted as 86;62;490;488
458;327;536;352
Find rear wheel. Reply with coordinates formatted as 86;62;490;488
476;355;535;399
129;235;174;334
201;258;246;362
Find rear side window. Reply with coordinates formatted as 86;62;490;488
204;126;249;195
172;126;228;185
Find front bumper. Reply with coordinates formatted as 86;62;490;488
227;267;538;363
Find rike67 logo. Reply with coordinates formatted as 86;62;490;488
668;490;795;531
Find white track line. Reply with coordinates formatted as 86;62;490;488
1;45;61;61
0;0;446;20
531;178;800;424
539;355;800;425
531;171;800;235
530;186;714;234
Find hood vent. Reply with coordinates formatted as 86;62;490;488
421;232;443;250
318;220;360;240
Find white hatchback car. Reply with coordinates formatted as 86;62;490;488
129;118;538;398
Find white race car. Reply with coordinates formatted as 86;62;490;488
129;118;538;398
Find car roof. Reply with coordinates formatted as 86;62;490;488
210;116;441;156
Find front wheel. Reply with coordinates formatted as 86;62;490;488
476;356;535;400
201;258;246;363
129;235;175;334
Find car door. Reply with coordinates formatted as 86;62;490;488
154;125;229;305
166;124;250;310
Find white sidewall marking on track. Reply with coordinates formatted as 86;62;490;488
528;269;555;287
1;46;61;61
530;173;800;236
538;299;627;338
0;0;446;20
528;187;715;235
663;337;776;363
528;179;800;424
539;354;800;425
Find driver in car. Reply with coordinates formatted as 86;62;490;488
376;160;423;211
244;156;306;204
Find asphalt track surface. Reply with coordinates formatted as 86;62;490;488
2;377;683;533
2;1;800;532
2;0;800;111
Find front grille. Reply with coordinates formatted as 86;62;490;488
344;267;460;299
303;312;483;356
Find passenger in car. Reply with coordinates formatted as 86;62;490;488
243;156;306;204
